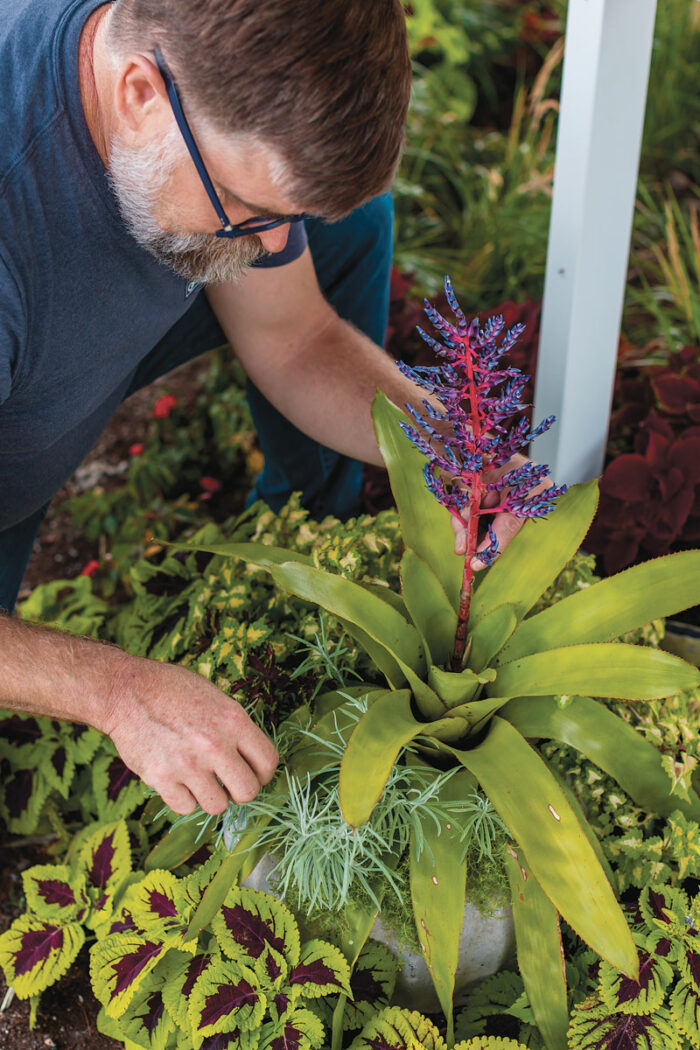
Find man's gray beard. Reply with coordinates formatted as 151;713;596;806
108;128;265;283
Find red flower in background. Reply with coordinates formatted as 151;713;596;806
199;476;222;501
81;560;100;578
128;443;144;456
152;394;177;419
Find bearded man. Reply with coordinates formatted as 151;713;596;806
0;0;540;816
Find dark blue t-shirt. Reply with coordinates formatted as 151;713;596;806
0;0;307;531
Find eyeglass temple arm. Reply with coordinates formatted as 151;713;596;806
153;47;234;231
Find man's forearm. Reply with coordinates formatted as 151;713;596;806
0;612;125;732
235;312;424;466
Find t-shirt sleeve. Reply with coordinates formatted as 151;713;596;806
0;254;23;406
250;219;308;269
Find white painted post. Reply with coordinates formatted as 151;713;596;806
531;0;658;484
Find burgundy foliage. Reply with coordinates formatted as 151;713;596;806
136;990;167;1035
350;966;384;1006
146;889;178;919
199;978;258;1028
183;954;211;998
288;959;341;989
5;768;34;820
268;1021;307;1050
0;716;43;745
220;904;285;960
51;745;67;778
36;879;77;910
86;833;117;889
201;1033;244;1050
110;941;164;997
14;923;64;976
614;952;655;1006
106;756;139;802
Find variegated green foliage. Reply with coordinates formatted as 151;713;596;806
567;881;700;1050
92;880;354;1050
349;1005;531;1049
0;820;132;1001
175;391;700;1050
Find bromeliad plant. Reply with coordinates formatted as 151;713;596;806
174;278;700;1050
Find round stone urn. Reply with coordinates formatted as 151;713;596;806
243;854;516;1013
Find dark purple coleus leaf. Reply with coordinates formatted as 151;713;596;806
111;941;164;997
648;889;672;925
136;989;166;1036
273;993;291;1018
5;768;35;820
14;924;64;976
35;879;76;910
269;1022;307;1050
51;746;67;778
351;967;384;1005
289;960;341;989
86;832;117;889
615;952;654;1005
686;950;700;990
183;954;211;998
106;757;140;802
146;889;179;920
199;979;258;1029
0;716;43;746
109;913;138;935
221;904;285;960
201;1033;245;1050
367;1036;404;1050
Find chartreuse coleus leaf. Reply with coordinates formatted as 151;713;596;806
77;819;132;932
116;962;178;1050
503;549;700;662
501;695;700;823
259;1008;325;1050
123;870;197;953
566;994;680;1050
342;941;398;1031
372;392;461;612
92;752;150;822
90;932;167;1018
442;717;639;979
161;950;216;1035
338;690;468;827
455;1040;534;1049
670;979;700;1048
597;936;674;1016
486;643;699;703
408;760;471;1046
0;914;85;998
503;846;568;1050
21;864;87;923
349;1006;446;1050
288;940;351;1000
212;886;300;970
187;955;266;1050
469;480;599;629
400;548;457;667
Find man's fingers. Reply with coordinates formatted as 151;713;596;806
237;728;279;786
159;783;199;816
217;753;267;806
471;511;524;570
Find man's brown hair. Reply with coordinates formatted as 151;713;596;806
107;0;412;219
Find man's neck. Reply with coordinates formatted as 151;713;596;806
78;4;112;166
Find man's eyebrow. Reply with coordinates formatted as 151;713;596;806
219;185;285;218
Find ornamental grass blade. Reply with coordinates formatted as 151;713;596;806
443;717;639;979
145;818;213;873
400;548;457;667
408;758;471;1045
372;392;461;610
489;643;700;702
500;694;700;823
504;845;568;1050
502;550;700;662
268;562;425;676
470;480;599;628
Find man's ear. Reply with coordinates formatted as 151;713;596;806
114;54;170;139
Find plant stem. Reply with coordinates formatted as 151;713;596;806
451;482;482;670
330;993;347;1050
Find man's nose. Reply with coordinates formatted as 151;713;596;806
256;223;291;254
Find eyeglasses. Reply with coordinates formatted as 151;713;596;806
153;48;306;239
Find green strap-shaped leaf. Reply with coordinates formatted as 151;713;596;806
400;549;458;667
468;604;518;673
503;550;700;662
470;480;599;628
442;717;639;979
372;392;461;610
145;818;213;873
428;666;483;707
268;562;425;675
169;538;313;568
336;617;406;689
338;691;465;826
500;694;700;823
503;846;568;1050
409;760;471;1044
488;643;700;702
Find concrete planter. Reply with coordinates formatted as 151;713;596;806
243;854;516;1013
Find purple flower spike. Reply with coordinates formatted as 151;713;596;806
397;276;567;669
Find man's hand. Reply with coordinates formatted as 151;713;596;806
451;453;556;569
0;615;278;817
104;654;279;816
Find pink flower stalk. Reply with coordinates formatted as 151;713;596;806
397;277;567;669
